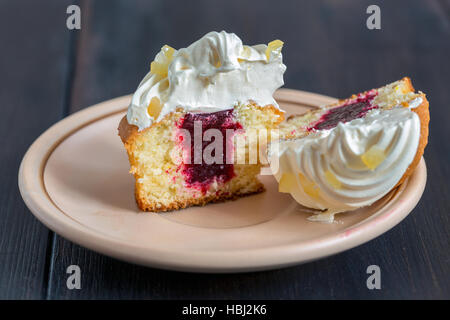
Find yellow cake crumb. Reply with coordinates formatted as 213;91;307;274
120;102;284;212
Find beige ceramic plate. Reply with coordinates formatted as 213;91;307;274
18;89;427;273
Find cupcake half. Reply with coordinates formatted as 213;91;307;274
269;77;429;222
119;31;286;212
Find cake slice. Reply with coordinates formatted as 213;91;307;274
269;77;429;222
119;31;286;212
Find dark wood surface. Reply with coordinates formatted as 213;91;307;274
1;0;449;299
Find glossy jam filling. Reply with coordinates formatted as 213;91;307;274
308;90;378;131
177;109;243;194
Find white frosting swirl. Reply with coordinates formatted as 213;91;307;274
269;107;420;219
127;31;286;130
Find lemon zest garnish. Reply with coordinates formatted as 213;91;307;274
361;145;386;170
150;61;167;77
150;44;176;77
266;39;284;61
147;96;162;118
298;173;320;198
324;170;342;189
161;45;175;60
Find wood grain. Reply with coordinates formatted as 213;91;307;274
2;0;449;299
0;0;75;299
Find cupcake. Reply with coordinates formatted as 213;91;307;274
119;31;286;212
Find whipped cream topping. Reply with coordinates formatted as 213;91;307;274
127;31;286;130
269;107;420;222
406;97;423;109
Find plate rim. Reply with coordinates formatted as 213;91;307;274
18;89;427;273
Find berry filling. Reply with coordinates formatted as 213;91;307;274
177;109;243;194
308;90;379;131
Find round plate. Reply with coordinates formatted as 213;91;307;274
18;89;427;273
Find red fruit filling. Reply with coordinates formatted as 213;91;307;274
177;109;243;194
308;90;379;131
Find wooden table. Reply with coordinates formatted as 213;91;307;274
1;0;448;299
